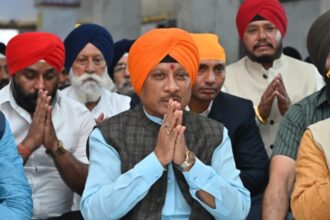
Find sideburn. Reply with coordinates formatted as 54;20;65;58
11;76;58;114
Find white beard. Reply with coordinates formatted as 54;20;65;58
70;67;115;103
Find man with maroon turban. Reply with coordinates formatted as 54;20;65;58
223;0;323;158
0;32;95;219
81;28;250;219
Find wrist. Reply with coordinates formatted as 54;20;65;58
18;143;32;158
46;140;66;159
176;150;196;172
254;106;267;124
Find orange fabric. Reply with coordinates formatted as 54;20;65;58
291;129;330;220
191;33;226;63
128;28;199;95
6;32;65;75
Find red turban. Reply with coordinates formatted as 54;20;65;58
6;32;65;75
128;28;199;95
236;0;287;39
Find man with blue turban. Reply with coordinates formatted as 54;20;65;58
62;24;130;123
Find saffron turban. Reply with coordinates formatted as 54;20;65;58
128;28;199;95
307;10;330;77
191;33;226;63
64;23;114;72
6;32;64;75
236;0;287;39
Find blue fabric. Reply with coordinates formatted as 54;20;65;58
108;39;135;79
64;23;114;72
0;113;32;219
81;112;251;220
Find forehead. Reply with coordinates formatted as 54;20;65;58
77;43;103;57
151;62;184;70
246;20;275;28
118;54;128;63
200;60;225;66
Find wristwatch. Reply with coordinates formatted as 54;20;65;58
177;150;196;172
46;140;66;159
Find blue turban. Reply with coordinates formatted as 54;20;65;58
64;23;114;72
108;39;135;79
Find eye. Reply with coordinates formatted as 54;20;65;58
265;25;276;32
198;65;207;74
246;27;257;34
114;64;126;72
214;65;225;75
76;58;88;66
22;70;36;80
152;71;166;80
44;70;57;80
175;71;189;80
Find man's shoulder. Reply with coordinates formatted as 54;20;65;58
102;89;131;102
226;57;246;71
215;92;253;107
185;110;224;129
57;91;91;115
283;55;318;71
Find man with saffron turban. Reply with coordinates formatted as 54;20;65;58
62;24;130;123
81;28;250;219
0;32;95;219
188;33;268;220
264;10;330;220
223;0;323;157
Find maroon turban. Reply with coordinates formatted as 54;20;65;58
6;32;65;75
236;0;287;39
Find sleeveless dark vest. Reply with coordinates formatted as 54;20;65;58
98;105;224;220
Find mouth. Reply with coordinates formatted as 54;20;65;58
254;43;273;50
160;96;182;103
199;87;217;94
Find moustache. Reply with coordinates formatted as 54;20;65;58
160;95;182;103
253;42;274;50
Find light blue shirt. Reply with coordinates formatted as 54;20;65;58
0;118;32;219
81;112;250;220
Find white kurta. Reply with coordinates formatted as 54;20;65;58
61;86;131;119
224;54;324;156
0;83;96;219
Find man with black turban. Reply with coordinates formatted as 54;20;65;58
81;28;250;219
223;0;324;157
0;32;95;219
263;10;330;220
62;24;130;123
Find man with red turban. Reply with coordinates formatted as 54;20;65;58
188;33;269;220
0;32;95;219
224;0;323;158
81;28;250;219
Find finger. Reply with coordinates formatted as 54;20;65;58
174;110;183;127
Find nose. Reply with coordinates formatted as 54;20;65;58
35;76;46;90
86;60;96;73
165;75;179;93
257;28;267;39
205;70;216;84
124;67;130;78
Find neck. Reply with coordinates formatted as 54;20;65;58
85;98;100;111
261;62;273;70
188;98;210;114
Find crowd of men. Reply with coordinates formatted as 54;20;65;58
1;0;330;219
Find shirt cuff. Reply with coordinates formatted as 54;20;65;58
134;152;165;184
182;158;215;190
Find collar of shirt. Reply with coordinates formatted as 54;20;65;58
185;100;213;117
316;86;330;107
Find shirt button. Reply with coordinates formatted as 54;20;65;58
270;145;274;150
270;120;274;125
262;74;268;79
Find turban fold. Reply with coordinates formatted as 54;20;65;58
236;0;287;39
191;33;226;63
6;32;64;75
108;39;135;79
307;10;330;77
64;23;114;72
128;28;199;95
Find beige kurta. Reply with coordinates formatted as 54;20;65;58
224;54;322;156
291;118;330;220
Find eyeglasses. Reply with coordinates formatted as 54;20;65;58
114;63;128;73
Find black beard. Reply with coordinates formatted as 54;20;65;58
245;42;282;64
11;78;57;114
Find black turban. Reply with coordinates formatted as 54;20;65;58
307;10;330;78
108;39;135;79
64;23;114;72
